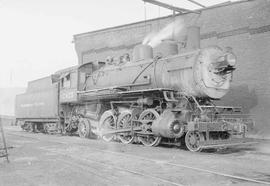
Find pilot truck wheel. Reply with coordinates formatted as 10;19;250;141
185;131;204;152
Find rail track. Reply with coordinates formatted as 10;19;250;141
6;131;270;186
7;132;185;186
58;155;185;186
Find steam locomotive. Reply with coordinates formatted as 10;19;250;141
15;26;254;152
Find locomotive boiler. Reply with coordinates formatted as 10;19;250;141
81;27;235;99
15;26;254;152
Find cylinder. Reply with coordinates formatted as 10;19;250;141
152;110;184;138
132;44;153;62
153;40;178;58
186;26;200;50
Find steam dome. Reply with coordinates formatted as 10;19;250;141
132;44;153;62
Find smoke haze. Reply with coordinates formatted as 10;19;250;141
142;18;185;47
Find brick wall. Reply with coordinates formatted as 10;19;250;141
73;0;270;137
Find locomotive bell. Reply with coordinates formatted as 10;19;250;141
132;44;153;62
153;40;178;58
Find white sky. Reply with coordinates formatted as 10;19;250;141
0;0;233;88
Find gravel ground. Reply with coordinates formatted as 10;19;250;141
1;126;270;186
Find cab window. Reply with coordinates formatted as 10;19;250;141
61;74;71;89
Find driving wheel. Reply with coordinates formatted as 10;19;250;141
117;110;135;144
138;109;161;147
99;110;116;142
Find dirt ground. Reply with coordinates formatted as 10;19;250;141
1;126;270;186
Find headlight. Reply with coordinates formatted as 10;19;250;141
226;53;237;66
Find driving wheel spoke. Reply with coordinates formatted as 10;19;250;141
117;110;135;144
138;109;161;147
100;110;116;142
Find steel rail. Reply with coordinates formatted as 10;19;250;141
56;152;185;186
7;131;270;185
57;159;128;184
97;148;270;185
7;132;184;186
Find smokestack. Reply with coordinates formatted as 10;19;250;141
186;26;200;50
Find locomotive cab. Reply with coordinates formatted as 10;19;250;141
58;67;78;103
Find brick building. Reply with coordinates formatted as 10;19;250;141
73;0;270;137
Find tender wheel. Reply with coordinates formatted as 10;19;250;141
21;122;30;132
138;109;161;147
185;131;203;152
26;122;35;132
44;124;49;134
117;110;135;144
99;110;116;142
78;118;93;138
